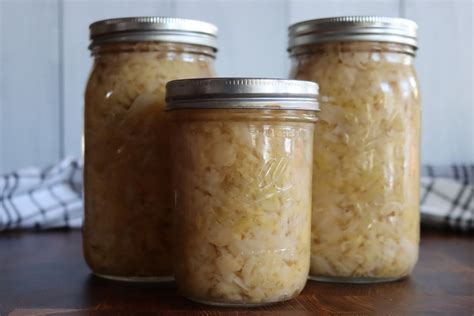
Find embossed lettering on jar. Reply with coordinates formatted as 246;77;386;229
288;16;421;283
83;17;217;282
167;78;319;305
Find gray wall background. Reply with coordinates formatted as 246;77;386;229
0;0;473;173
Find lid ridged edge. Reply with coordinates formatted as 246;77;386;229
89;16;218;50
166;78;319;111
288;16;418;50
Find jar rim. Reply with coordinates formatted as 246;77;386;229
288;41;417;57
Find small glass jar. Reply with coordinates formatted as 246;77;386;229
83;17;217;282
289;16;421;283
167;78;319;305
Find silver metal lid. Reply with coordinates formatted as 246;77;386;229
166;78;319;111
288;16;418;50
89;17;218;50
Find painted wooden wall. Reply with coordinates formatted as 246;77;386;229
0;0;473;173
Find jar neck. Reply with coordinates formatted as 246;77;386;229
289;41;416;62
90;41;216;60
169;109;318;124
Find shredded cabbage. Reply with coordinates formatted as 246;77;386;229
291;42;420;280
171;111;314;303
83;43;215;279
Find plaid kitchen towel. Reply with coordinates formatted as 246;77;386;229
0;159;473;232
421;165;473;232
0;158;82;230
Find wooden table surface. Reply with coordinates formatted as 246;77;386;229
0;228;472;315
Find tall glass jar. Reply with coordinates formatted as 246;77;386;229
83;17;217;282
167;78;319;305
288;17;421;283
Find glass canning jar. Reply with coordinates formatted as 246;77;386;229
288;16;421;283
166;78;319;305
83;17;217;282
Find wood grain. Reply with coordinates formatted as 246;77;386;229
0;228;472;315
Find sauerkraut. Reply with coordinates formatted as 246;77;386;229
290;42;420;280
171;110;314;304
83;42;215;279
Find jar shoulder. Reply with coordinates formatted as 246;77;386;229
85;52;215;111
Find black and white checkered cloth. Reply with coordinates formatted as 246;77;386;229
0;158;82;230
0;158;472;232
420;165;473;232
